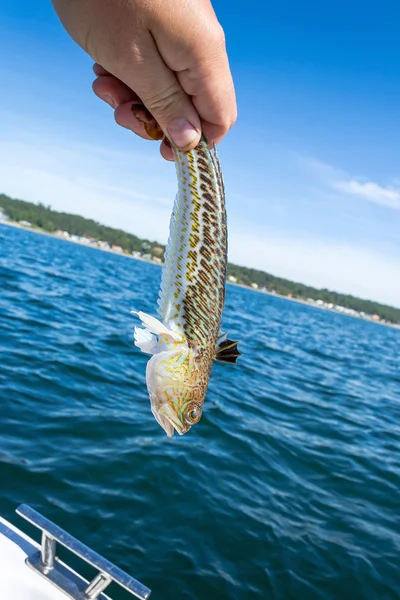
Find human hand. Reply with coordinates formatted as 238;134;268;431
52;0;237;160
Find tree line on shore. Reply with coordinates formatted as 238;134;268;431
1;193;399;324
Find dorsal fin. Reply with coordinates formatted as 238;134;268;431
215;339;242;364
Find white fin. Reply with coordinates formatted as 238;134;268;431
134;327;157;355
131;311;181;342
157;191;181;321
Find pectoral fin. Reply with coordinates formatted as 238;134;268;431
134;327;158;355
132;311;180;339
132;310;183;355
215;338;242;364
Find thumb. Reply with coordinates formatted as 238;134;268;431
122;36;202;150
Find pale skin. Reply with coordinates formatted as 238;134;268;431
51;0;237;160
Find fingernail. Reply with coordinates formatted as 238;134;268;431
100;94;116;109
167;120;199;148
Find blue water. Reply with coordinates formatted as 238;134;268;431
0;222;399;600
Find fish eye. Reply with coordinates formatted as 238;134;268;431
185;404;202;425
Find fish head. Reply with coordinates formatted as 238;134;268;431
145;348;206;437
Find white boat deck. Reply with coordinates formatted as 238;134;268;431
0;516;68;600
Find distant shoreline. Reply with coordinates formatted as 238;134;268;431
228;281;400;330
1;219;399;331
1;218;155;263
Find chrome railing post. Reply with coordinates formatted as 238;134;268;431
41;531;56;571
84;572;113;599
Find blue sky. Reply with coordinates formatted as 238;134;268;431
0;1;399;306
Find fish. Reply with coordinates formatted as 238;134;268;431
132;107;241;437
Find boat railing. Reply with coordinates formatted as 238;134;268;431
16;503;151;600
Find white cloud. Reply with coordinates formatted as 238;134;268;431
298;154;400;210
332;180;400;209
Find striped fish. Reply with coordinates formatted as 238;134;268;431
132;111;241;437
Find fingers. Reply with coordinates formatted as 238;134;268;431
160;140;174;161
93;34;203;151
92;63;108;76
92;73;155;141
92;73;134;108
92;69;175;159
107;30;202;151
149;0;237;145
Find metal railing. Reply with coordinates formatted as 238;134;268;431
16;504;151;600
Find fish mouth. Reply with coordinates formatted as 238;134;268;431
153;404;190;438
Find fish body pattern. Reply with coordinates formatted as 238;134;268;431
134;137;240;437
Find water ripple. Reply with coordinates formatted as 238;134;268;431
1;223;400;600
